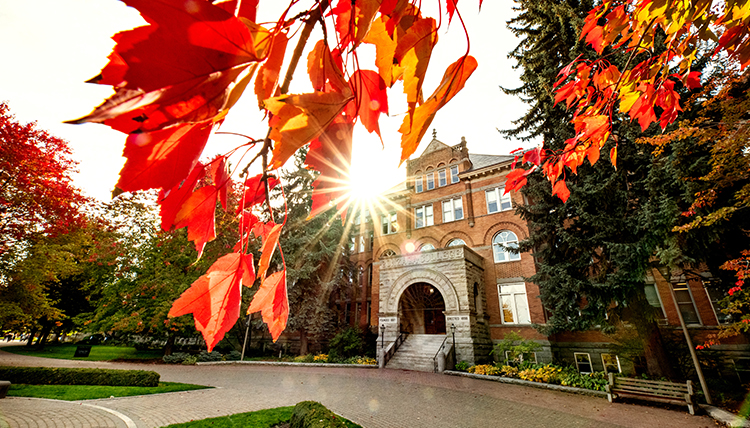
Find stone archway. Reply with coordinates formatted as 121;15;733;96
398;283;446;334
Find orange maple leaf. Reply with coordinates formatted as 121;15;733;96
169;253;255;352
247;269;288;341
399;55;478;162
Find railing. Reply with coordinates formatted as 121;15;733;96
381;331;407;368
433;335;450;373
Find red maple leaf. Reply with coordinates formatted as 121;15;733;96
247;269;288;341
237;173;279;213
552;179;571;202
173;186;218;258
158;162;205;231
347;70;388;138
169;252;255;351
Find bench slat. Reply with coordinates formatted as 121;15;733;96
615;378;689;390
615;391;689;407
613;386;686;398
614;382;688;393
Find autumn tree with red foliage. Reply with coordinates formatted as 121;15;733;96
0;102;87;274
72;0;480;351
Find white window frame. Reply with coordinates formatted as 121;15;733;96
504;350;537;364
349;237;356;253
358;235;365;253
493;230;521;263
442;197;463;223
486;187;513;214
450;165;459;183
672;282;702;325
414;205;434;228
438;169;447;187
381;213;398;235
426;171;435;190
415;177;423;193
705;281;731;325
575;353;593;373
601;354;621;374
498;283;531;325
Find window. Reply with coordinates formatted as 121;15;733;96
381;249;396;258
364;209;371;223
601;354;621;374
673;282;701;325
442;198;463;222
358;235;365;253
349;237;356;253
368;230;374;251
438;169;447;187
426;172;435;190
381;213;398;235
493;231;521;262
706;282;732;324
498;283;531;324
504;350;537;364
575;353;593;373
450;165;459;183
644;283;667;321
415;177;423;193
447;239;466;247
486;187;512;213
420;243;435;252
415;205;434;228
354;211;361;225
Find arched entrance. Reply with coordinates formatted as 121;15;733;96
398;283;446;334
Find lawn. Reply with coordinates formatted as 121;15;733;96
8;381;210;400
161;407;362;428
3;344;164;361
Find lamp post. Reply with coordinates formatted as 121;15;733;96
450;323;456;364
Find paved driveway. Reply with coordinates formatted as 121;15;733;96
0;343;717;428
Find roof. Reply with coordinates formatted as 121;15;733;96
467;153;514;172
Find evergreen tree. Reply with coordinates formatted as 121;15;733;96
503;0;679;377
275;150;354;355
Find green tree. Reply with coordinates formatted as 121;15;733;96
503;0;679;377
274;150;354;355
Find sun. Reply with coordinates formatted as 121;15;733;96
347;166;384;203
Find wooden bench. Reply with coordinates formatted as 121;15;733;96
606;373;695;414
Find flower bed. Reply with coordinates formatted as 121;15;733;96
459;362;609;392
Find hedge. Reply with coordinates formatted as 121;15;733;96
290;401;348;428
0;366;160;387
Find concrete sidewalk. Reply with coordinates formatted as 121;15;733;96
0;343;719;428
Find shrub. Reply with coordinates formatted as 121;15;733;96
313;354;328;363
162;352;190;364
224;350;242;361
0;366;159;387
491;331;542;366
196;351;222;362
182;355;198;365
344;356;377;365
327;328;363;362
500;365;518;377
290;401;348;428
468;364;502;376
518;365;561;384
455;361;471;372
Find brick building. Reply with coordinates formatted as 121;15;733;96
346;134;750;375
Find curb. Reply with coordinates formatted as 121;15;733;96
443;370;607;398
196;360;378;369
700;405;750;428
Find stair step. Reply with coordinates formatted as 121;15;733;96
385;334;450;372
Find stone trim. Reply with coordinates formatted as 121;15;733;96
383;267;461;313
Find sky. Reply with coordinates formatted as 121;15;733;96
0;0;537;201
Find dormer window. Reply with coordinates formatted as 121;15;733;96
438;169;447;187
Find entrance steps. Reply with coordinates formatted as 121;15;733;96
386;334;448;372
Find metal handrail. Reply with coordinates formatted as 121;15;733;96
382;331;408;367
433;334;450;373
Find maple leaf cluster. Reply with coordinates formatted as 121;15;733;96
73;0;479;351
506;0;750;203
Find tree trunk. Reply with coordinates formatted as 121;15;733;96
35;322;53;350
26;327;37;347
629;295;678;379
163;333;176;356
299;328;308;355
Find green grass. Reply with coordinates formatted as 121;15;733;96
7;381;210;401
3;344;163;361
160;407;362;428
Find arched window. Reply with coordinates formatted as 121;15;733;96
493;231;521;262
420;243;435;252
447;239;466;247
381;249;396;258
